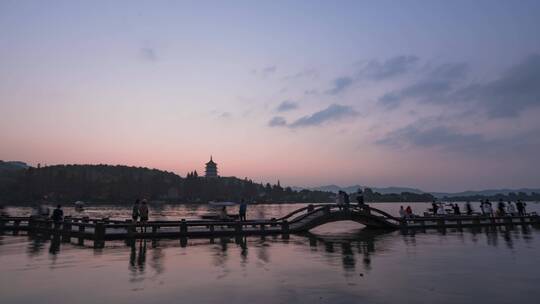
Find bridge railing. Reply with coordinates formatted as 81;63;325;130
275;204;329;222
351;205;404;226
287;204;349;225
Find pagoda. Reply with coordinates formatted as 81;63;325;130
205;156;218;178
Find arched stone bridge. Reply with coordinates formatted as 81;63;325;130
277;204;403;232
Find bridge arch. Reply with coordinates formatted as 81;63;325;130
284;205;402;232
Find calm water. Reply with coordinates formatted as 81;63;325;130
1;202;540;304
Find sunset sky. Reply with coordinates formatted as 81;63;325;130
1;1;540;192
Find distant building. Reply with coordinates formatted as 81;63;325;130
205;156;218;178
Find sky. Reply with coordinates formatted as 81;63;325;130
1;0;540;192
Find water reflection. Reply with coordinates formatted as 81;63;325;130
130;240;147;273
10;224;537;284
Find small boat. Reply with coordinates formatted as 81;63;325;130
203;201;238;220
74;201;85;211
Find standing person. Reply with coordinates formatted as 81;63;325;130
219;206;228;220
497;199;506;216
516;200;524;216
336;191;345;210
453;204;461;215
480;200;485;215
51;205;64;223
405;205;413;218
437;203;446;215
139;200;149;232
239;199;247;221
356;189;364;206
399;206;406;218
465;201;473;215
485;200;493;217
507;201;516;216
431;201;439;215
132;199;140;223
343;192;350;208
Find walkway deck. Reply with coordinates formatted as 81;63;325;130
1;204;538;248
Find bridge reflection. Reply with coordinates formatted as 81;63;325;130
15;224;537;279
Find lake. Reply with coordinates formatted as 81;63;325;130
1;202;540;304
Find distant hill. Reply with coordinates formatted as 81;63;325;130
296;183;540;199
298;184;424;195
0;163;333;204
432;188;540;198
0;160;29;171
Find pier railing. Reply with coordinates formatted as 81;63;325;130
1;205;539;248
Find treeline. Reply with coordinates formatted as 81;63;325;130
441;192;540;202
0;163;440;204
0;164;334;204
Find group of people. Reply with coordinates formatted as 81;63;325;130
399;205;414;218
30;204;64;222
429;199;528;217
219;200;248;221
131;199;149;223
336;189;365;209
479;199;527;217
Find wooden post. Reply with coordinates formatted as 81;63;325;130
307;204;314;212
180;219;187;235
152;225;158;238
13;219;21;231
79;219;86;237
62;217;72;242
94;222;105;248
281;220;289;234
78;221;85;234
27;217;35;232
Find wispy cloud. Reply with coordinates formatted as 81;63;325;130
377;54;540;117
251;65;277;78
455;54;540;118
377;62;468;109
326;77;354;95
140;47;158;62
282;68;319;80
326;55;419;95
268;116;287;127
376;124;485;152
268;104;359;128
276;100;298;112
262;65;276;75
358;55;419;80
289;104;359;128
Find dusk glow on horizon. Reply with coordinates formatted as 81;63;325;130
1;0;540;192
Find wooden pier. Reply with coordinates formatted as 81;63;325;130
1;204;538;248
